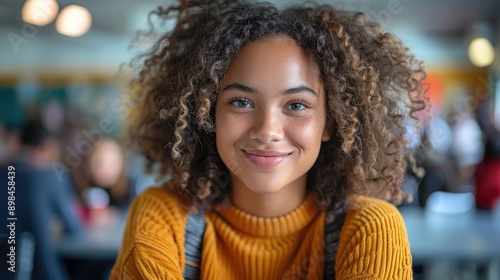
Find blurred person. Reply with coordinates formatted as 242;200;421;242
417;115;458;206
417;99;484;206
448;110;484;193
0;124;20;166
475;98;500;209
79;138;137;225
0;120;84;280
437;86;484;195
59;140;130;280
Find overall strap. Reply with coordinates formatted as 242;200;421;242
324;201;349;280
182;211;206;280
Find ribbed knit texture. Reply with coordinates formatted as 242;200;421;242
110;188;413;280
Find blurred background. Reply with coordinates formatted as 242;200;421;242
0;0;499;279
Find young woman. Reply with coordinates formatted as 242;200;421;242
111;0;427;279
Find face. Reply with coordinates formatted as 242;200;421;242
215;36;332;195
89;140;124;187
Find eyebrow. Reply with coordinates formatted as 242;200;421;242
221;83;317;96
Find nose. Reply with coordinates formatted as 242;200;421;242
249;109;284;143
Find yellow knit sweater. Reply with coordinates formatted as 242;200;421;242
110;187;412;279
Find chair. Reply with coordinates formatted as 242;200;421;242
14;232;35;280
424;191;477;279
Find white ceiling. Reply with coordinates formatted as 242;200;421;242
0;0;499;74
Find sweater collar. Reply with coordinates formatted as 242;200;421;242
215;193;320;238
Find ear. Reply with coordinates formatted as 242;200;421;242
321;119;334;142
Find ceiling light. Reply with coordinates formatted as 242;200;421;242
468;38;495;68
56;5;92;37
22;0;59;26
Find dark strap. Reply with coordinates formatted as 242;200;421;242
323;208;347;280
182;211;206;280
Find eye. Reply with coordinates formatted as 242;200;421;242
286;100;310;111
287;103;306;111
229;97;253;108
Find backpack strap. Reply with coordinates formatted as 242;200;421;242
182;211;206;280
324;201;349;280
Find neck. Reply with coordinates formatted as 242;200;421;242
230;176;307;218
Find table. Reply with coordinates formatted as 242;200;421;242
56;216;126;260
401;207;500;264
56;206;500;265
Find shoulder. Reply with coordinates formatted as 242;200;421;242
345;195;404;226
131;185;187;213
335;195;413;279
341;194;408;242
126;186;190;238
111;185;190;279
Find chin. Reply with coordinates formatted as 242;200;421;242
246;183;284;195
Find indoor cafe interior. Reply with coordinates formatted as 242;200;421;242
1;0;500;279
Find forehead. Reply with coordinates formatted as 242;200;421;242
222;36;322;89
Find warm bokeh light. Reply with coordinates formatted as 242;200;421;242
55;5;92;37
22;0;59;26
468;38;495;67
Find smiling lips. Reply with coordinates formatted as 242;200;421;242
242;149;291;168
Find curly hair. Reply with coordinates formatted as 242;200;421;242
127;0;428;212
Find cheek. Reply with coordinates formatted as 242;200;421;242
215;107;242;148
215;111;244;174
286;118;326;160
289;115;326;141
